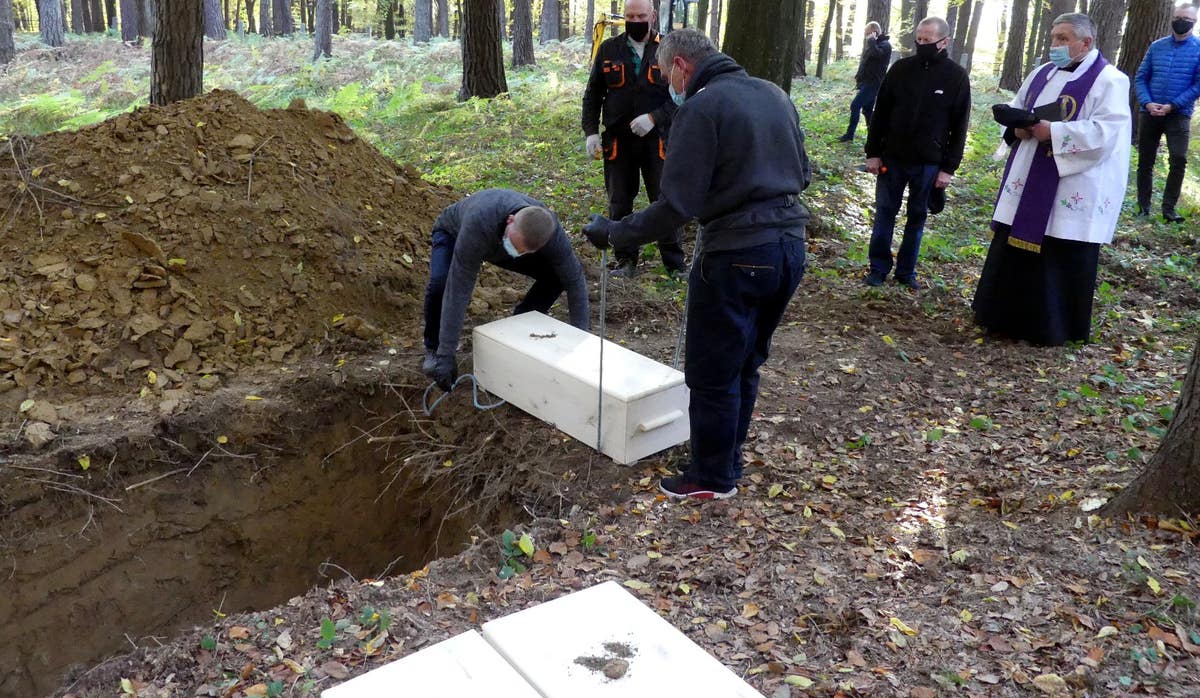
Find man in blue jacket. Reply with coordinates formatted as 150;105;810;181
1134;3;1200;223
582;29;810;500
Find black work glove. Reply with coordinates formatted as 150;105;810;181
432;354;457;392
583;214;613;250
991;104;1039;129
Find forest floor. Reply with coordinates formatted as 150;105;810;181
2;33;1200;698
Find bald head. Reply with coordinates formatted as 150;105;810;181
624;0;654;22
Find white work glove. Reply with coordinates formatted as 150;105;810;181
586;134;602;159
630;113;655;137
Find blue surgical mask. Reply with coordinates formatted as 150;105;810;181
502;234;523;258
1048;45;1074;68
669;83;685;107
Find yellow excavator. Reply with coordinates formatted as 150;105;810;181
589;0;702;63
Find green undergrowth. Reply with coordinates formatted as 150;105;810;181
2;32;1198;334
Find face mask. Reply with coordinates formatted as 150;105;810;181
1172;18;1195;35
502;234;523;258
669;83;685;106
626;21;650;42
1048;45;1074;68
915;41;941;61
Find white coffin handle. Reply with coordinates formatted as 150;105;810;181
636;410;685;433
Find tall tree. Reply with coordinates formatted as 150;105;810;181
272;0;291;34
1090;0;1128;58
88;0;102;30
1000;0;1030;89
723;0;801;92
1025;0;1045;67
835;0;844;61
414;0;431;41
150;0;203;105
962;0;983;71
1117;0;1171;135
696;0;707;34
538;0;558;42
119;0;140;39
458;0;506;99
70;0;85;32
140;0;155;35
709;0;722;47
204;0;226;37
512;0;533;65
258;0;271;34
793;0;807;76
37;0;64;45
380;0;394;38
0;0;14;64
1033;0;1074;60
244;0;255;32
105;0;117;29
867;0;890;33
396;0;404;35
585;0;593;35
496;0;504;39
995;0;1009;76
1103;337;1200;516
816;0;836;77
952;0;971;59
312;0;330;58
436;0;447;34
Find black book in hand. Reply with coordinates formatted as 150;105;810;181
1032;100;1064;122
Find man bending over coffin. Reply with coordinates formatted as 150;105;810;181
421;188;590;391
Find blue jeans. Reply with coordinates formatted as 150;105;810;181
868;160;939;280
684;236;806;490
845;82;880;138
423;229;565;351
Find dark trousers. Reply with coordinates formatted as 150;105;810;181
868;159;939;281
423;229;565;351
844;82;880;138
684;236;806;490
1136;112;1190;213
603;130;686;269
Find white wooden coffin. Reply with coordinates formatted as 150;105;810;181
472;312;688;464
320;630;542;698
481;580;766;698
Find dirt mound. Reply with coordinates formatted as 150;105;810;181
0;90;471;431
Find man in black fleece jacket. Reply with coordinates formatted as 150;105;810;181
583;29;810;501
421;189;589;391
863;16;970;290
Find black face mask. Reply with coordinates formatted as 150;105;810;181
626;21;650;42
1172;18;1195;35
915;41;942;61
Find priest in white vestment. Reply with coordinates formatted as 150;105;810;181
973;12;1131;346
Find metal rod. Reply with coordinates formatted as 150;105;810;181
597;247;608;451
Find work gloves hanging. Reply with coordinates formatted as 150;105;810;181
629;114;655;137
431;354;458;392
586;134;602;159
583;214;614;249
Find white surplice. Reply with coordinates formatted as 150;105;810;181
992;49;1131;244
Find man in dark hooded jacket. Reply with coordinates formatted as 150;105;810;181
837;21;892;142
583;29;810;501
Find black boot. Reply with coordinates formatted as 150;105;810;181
610;259;638;278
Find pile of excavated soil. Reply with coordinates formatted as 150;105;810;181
0;90;519;435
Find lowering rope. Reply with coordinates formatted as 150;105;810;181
422;374;506;416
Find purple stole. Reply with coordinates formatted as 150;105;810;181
995;54;1109;253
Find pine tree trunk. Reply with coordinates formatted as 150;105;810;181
710;0;722;47
117;0;138;38
963;0;983;71
539;0;558;42
89;0;103;31
258;0;270;34
816;0;835;77
1090;0;1128;59
70;0;84;32
1033;0;1073;61
0;0;14;64
835;1;844;61
794;0;807;76
696;0;707;34
1103;337;1200;516
458;0;506;99
899;0;913;38
150;0;203;105
38;0;64;45
311;0;329;58
867;0;890;33
1025;0;1044;67
204;0;225;37
436;0;447;35
271;0;289;34
140;0;155;35
383;0;394;38
414;0;431;41
723;0;801;92
496;0;504;39
511;0;533;65
952;0;970;60
585;0;593;34
909;0;927;46
1000;0;1030;89
1118;0;1171;137
245;0;254;32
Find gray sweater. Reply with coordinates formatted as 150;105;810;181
434;189;590;357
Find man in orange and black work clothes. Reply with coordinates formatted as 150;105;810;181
582;0;684;278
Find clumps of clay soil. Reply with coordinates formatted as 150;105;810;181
0;90;467;429
574;641;637;680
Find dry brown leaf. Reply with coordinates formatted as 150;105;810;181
228;626;251;639
321;661;349;680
